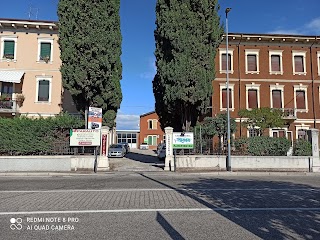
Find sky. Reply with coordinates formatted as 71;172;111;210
0;0;319;130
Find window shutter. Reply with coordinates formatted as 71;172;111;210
222;89;232;108
247;55;257;71
38;80;50;101
40;43;51;59
3;40;14;57
248;89;258;108
294;56;304;72
272;90;282;108
296;90;306;109
271;55;280;72
221;54;231;71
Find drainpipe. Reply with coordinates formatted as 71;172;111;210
309;38;316;128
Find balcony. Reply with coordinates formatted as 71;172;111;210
279;108;296;121
0;100;17;113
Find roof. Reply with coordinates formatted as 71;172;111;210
140;111;156;118
0;71;24;83
0;18;58;31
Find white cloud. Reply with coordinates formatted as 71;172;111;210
306;17;320;34
140;57;157;79
116;113;140;130
269;17;320;35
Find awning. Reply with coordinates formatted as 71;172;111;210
0;71;24;83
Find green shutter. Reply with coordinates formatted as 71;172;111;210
3;41;14;58
40;43;51;60
38;80;50;101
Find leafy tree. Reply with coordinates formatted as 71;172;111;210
153;0;224;131
238;108;285;136
58;0;122;128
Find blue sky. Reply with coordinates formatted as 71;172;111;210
0;0;319;130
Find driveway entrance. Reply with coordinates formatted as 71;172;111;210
108;149;164;172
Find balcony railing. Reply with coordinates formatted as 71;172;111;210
0;100;17;113
278;108;296;120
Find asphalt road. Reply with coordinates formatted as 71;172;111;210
0;173;320;240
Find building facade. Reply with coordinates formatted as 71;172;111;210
139;111;165;150
213;33;320;142
116;130;139;149
0;18;62;118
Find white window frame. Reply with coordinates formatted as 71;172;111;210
245;49;260;74
219;48;234;74
292;50;307;75
269;127;288;138
37;38;54;63
269;84;284;109
245;83;260;109
317;51;320;76
148;119;158;130
295;125;309;140
293;84;308;113
0;36;17;62
219;83;235;111
35;76;52;103
247;127;261;138
269;50;283;75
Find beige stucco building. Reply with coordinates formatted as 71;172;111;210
0;18;63;117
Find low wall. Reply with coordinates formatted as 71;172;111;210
0;156;106;172
174;155;316;172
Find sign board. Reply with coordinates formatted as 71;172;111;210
70;129;101;146
88;107;102;129
101;134;107;156
172;132;194;149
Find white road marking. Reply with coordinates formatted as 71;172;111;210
1;207;320;215
0;188;317;193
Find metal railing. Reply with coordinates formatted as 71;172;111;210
0;100;17;113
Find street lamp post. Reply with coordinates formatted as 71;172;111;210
225;7;231;171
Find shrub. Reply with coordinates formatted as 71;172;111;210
0;113;84;155
293;140;312;156
234;136;291;156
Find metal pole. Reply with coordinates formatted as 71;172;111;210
226;8;232;171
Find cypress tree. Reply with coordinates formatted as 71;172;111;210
153;0;224;131
58;0;122;128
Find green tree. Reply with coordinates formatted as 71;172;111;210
153;0;224;131
238;108;285;136
58;0;122;128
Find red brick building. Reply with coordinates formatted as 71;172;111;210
139;111;165;150
140;33;320;145
213;33;320;141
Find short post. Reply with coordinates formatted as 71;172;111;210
164;127;173;171
97;126;110;171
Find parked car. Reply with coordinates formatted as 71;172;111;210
119;142;130;154
140;143;149;150
157;144;166;160
108;144;126;158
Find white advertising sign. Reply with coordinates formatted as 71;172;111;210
70;129;101;146
172;132;194;149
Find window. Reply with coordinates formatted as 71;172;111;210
148;119;157;130
292;51;306;75
1;82;13;96
272;129;286;138
270;84;284;109
272;90;282;109
246;83;260;109
38;80;50;102
219;48;234;74
317;51;320;76
297;129;308;140
36;77;52;103
294;84;308;112
147;135;157;146
38;39;53;62
248;128;260;137
1;36;17;61
219;83;234;111
269;50;283;75
245;50;259;74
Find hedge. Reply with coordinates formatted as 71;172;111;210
293;140;312;156
0;114;84;155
